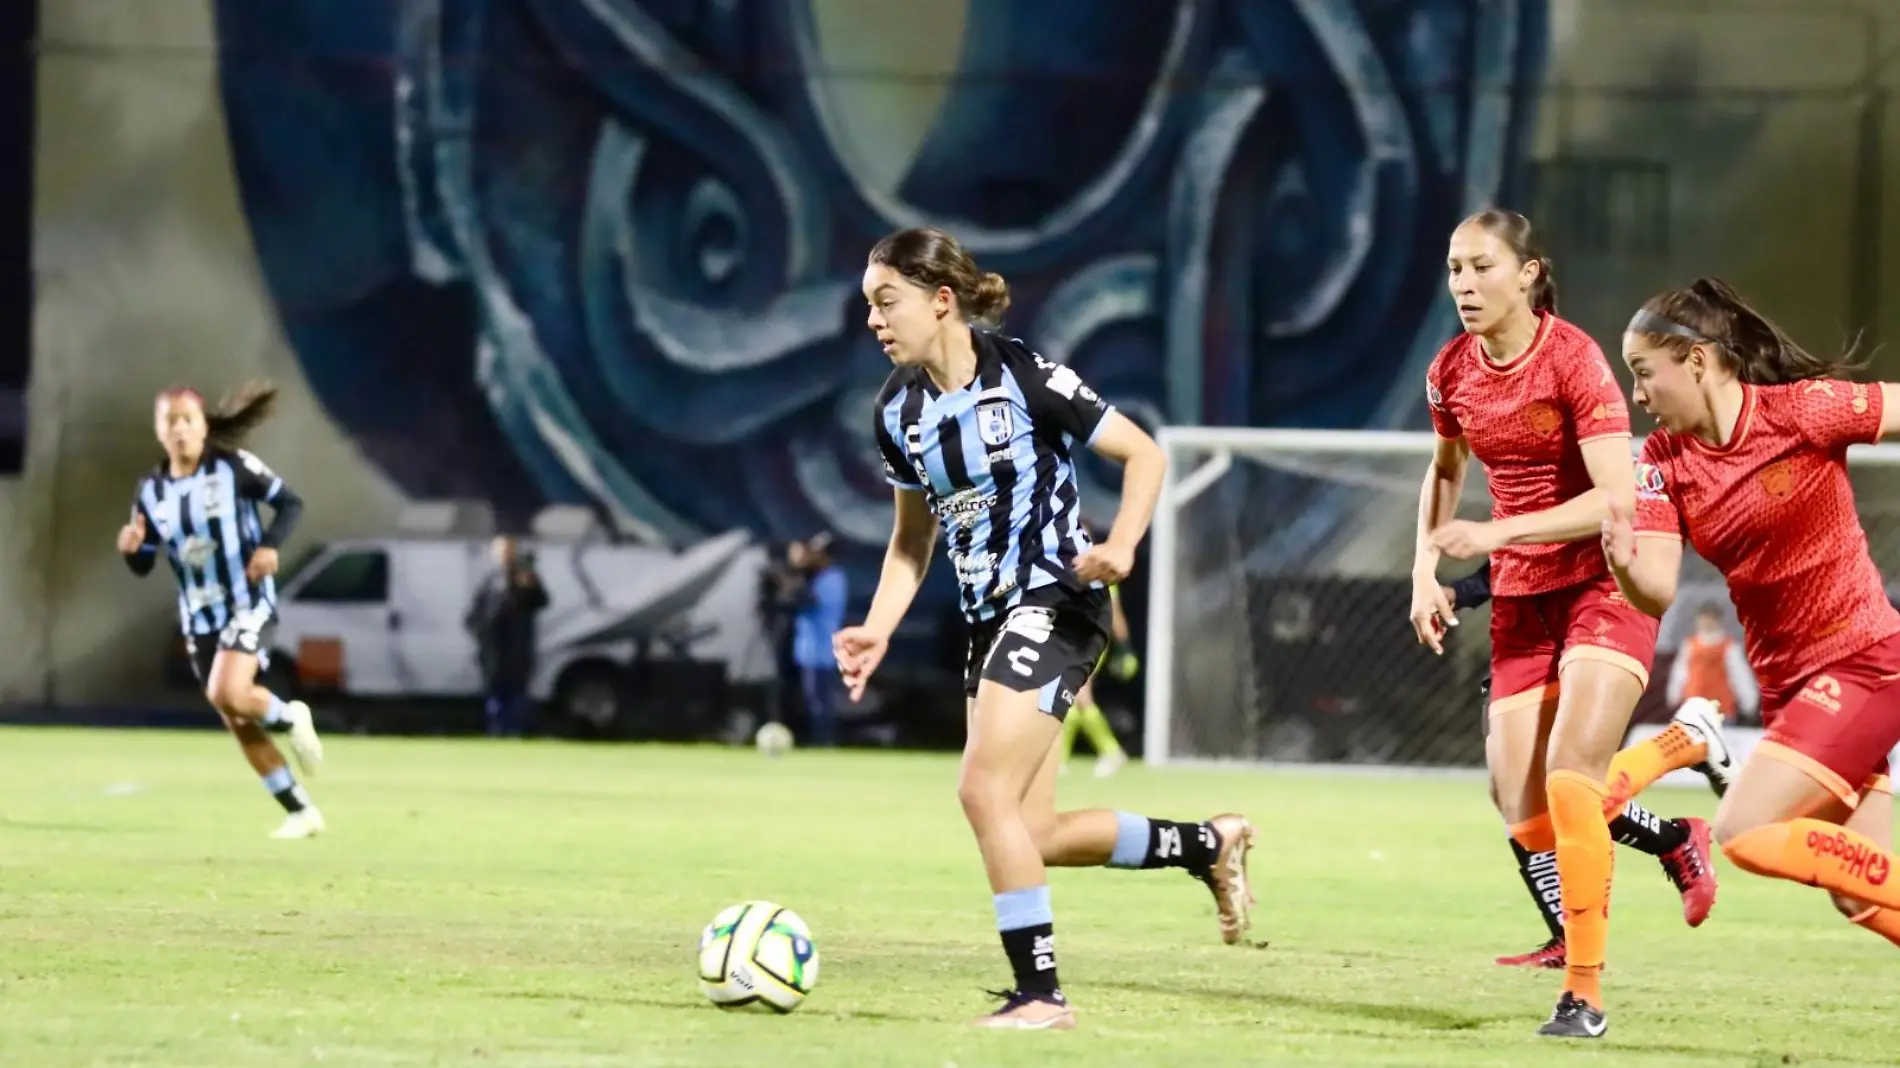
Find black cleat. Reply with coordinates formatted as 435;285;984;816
1537;992;1607;1039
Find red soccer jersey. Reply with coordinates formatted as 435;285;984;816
1426;312;1631;596
1633;380;1900;694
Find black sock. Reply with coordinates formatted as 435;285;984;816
999;924;1061;997
1608;801;1688;855
262;768;307;814
1511;838;1565;941
1141;819;1220;872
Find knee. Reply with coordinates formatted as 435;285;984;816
1543;736;1613;779
205;682;244;718
1712;810;1769;872
956;768;1017;829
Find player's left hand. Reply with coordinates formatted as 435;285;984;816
245;547;279;581
1074;542;1134;585
1429;520;1503;560
1109;648;1140;681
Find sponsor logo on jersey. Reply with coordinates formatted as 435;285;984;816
939;487;997;530
1635;462;1667;501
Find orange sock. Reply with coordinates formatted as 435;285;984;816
1603;724;1707;807
1845;906;1900;947
1548;770;1614;1008
1510;813;1556;853
1723;821;1900;909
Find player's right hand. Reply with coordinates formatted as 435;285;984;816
1408;574;1456;655
833;625;889;703
116;511;147;554
1601;495;1636;571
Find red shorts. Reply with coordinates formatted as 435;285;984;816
1488;574;1659;716
1757;632;1900;807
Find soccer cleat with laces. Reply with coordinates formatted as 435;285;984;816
1658;817;1718;927
1671;698;1733;798
284;700;325;778
1495;936;1566;969
970;989;1076;1030
1538;991;1608;1039
1191;813;1257;945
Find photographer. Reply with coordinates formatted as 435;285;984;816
465;535;549;737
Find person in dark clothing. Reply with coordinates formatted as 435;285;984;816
466;535;548;737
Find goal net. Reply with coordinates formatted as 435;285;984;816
1142;428;1900;769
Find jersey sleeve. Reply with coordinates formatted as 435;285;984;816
1792;379;1883;452
129;481;160;554
232;448;285;501
872;406;923;490
1558;345;1631;444
1632;438;1685;540
1424;355;1461;440
1020;352;1113;445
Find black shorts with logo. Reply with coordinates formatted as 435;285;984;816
186;615;278;685
962;584;1111;720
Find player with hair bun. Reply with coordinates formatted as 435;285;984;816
120;382;325;838
1411;210;1725;1038
1607;278;1900;959
837;227;1255;1031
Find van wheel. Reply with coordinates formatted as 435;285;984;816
554;662;624;737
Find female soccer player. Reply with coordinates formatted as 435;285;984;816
119;383;326;839
1604;278;1900;956
1409;210;1725;1038
1445;560;1723;971
836;227;1254;1031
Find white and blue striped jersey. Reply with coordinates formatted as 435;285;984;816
873;329;1114;623
126;448;302;639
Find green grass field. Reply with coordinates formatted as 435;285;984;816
0;727;1894;1067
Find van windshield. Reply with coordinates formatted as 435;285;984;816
277;544;327;586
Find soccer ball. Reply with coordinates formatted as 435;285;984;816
755;721;794;757
697;901;819;1012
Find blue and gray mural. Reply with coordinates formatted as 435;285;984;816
215;0;1547;628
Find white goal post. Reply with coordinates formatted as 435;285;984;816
1142;427;1900;769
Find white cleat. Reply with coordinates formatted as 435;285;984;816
269;807;326;840
285;700;324;778
1672;697;1733;798
1093;751;1127;779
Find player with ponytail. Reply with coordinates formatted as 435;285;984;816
1608;279;1900;975
1410;210;1727;1038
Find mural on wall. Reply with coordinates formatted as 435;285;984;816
213;0;1548;629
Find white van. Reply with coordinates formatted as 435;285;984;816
269;528;771;729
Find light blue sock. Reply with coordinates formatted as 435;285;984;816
262;694;289;727
1108;811;1150;869
993;885;1053;931
261;766;309;812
